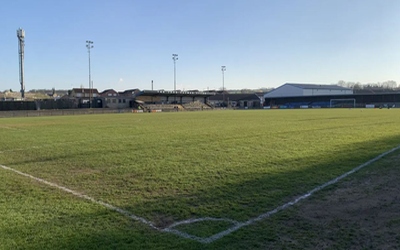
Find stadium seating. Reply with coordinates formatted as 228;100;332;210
182;101;212;111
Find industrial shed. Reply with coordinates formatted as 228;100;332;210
262;83;400;108
264;83;353;98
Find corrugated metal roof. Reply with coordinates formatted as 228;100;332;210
286;83;351;90
208;94;260;101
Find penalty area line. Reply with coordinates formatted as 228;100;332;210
0;164;223;243
0;164;158;230
200;144;400;243
0;164;209;242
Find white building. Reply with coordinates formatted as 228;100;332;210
264;83;353;98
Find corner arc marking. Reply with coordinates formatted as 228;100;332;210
167;217;240;229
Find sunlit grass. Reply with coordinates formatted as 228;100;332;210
1;109;400;249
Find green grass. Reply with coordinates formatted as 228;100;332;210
1;109;400;249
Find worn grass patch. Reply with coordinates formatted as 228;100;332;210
227;146;400;250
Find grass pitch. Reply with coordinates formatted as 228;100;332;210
1;109;400;249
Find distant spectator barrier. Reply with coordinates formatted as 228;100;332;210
0;108;133;118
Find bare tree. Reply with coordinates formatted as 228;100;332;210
338;80;397;90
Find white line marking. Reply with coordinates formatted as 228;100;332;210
0;136;141;154
0;165;157;230
1;144;399;244
168;217;240;228
197;144;400;243
0;126;29;131
0;148;25;154
162;228;206;243
0;164;214;241
0;140;97;154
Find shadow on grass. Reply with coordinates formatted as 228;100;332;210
121;134;400;234
2;134;400;249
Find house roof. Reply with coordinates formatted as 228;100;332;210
135;90;214;97
119;89;139;93
99;89;118;94
119;89;140;96
286;83;351;91
72;88;99;94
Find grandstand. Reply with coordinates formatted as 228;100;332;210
182;101;212;111
142;104;183;112
134;90;214;112
208;93;262;108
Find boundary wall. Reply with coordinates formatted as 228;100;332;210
0;109;133;118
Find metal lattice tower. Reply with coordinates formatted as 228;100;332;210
17;28;25;99
221;66;226;104
86;40;94;108
172;54;178;102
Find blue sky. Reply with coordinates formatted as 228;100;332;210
1;0;399;92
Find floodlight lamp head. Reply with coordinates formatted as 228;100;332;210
17;28;25;39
